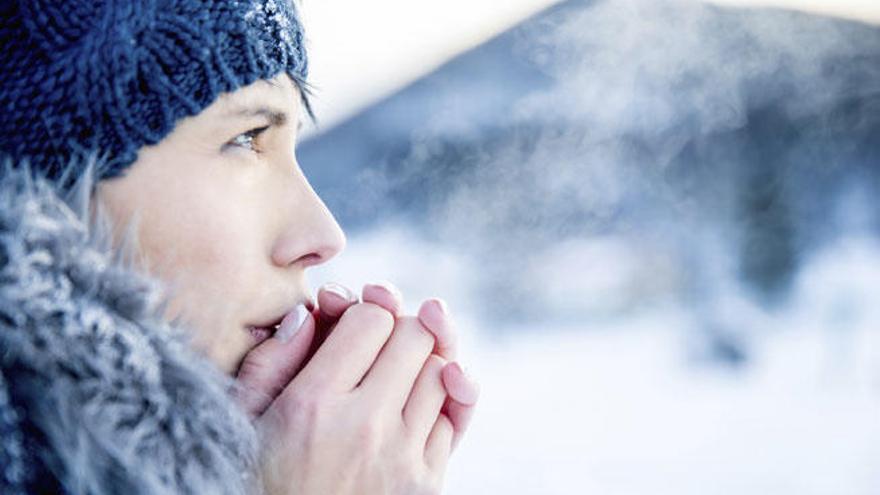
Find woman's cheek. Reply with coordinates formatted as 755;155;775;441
175;278;253;374
145;226;249;336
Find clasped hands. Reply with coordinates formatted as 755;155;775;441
232;282;479;495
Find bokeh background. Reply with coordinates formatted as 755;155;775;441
299;0;880;493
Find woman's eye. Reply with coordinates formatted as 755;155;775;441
225;126;269;152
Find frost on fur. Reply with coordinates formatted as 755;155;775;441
0;155;260;494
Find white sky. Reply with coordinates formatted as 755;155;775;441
300;0;880;133
299;0;563;131
709;0;880;25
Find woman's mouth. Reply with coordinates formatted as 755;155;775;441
245;313;287;344
245;300;314;345
245;299;315;345
246;324;280;344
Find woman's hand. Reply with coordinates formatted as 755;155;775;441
232;282;361;418
256;288;460;494
233;282;480;494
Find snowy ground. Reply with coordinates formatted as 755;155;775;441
313;227;880;494
445;321;880;494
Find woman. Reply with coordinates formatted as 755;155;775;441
0;1;478;494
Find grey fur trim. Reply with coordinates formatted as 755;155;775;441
0;157;261;494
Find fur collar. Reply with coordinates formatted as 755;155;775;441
0;160;260;494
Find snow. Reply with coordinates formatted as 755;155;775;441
312;226;880;494
445;323;880;494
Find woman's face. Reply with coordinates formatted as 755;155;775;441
94;73;346;375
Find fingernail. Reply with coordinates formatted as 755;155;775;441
434;298;449;316
447;362;480;406
368;280;402;300
323;282;355;301
419;298;451;334
275;304;309;343
450;361;469;380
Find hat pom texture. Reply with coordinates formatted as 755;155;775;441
0;0;308;188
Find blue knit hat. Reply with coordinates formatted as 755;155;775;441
0;0;310;190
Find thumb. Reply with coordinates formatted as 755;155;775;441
232;305;315;419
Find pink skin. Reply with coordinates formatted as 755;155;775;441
441;363;479;451
417;299;459;361
361;284;479;450
93;72;477;491
417;299;479;451
233;281;479;449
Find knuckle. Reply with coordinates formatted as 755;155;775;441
401;475;440;495
347;302;395;335
234;353;268;382
354;416;384;451
282;387;325;425
424;353;446;373
414;356;446;393
436;414;454;436
396;316;435;347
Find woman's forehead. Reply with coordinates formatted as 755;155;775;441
214;74;302;118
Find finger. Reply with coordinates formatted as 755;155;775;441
308;307;331;362
232;305;314;419
359;316;435;408
441;362;480;406
310;283;359;357
441;363;479;451
424;413;454;474
317;282;358;320
417;299;458;360
362;281;403;316
444;399;476;452
309;282;394;361
403;354;447;446
290;302;395;392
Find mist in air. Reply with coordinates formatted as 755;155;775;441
303;0;880;493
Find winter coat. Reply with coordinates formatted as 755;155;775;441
0;161;261;494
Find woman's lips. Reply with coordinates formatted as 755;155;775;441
245;314;285;344
245;300;313;345
247;324;278;344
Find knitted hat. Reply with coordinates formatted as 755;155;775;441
0;0;310;190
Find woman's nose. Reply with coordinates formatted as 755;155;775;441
271;171;347;269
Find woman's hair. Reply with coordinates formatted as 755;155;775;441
0;0;311;191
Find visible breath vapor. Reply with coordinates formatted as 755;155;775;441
386;0;880;325
305;4;880;487
304;0;880;340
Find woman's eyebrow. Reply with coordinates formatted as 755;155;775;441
224;106;289;127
